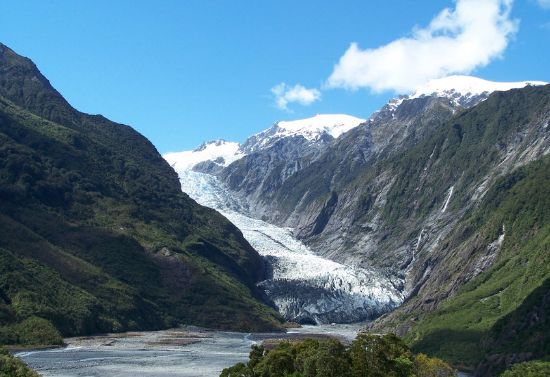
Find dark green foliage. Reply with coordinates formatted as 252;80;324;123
9;317;63;346
220;362;255;377
0;42;283;346
220;334;455;377
0;347;40;377
254;344;296;377
407;156;550;367
500;360;550;377
484;277;550;355
383;85;550;228
350;334;413;377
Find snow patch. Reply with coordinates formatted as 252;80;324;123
276;114;366;140
164;140;245;173
441;186;454;213
409;75;547;105
243;114;366;153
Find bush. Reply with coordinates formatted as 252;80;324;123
415;353;456;377
13;316;63;345
350;333;413;377
0;347;40;377
500;360;550;377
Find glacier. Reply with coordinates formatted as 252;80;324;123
164;76;549;324
177;169;403;324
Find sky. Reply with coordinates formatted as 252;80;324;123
0;0;549;153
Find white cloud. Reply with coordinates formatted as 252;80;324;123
271;83;321;111
537;0;550;9
326;0;518;94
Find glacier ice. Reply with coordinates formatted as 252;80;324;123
177;170;403;324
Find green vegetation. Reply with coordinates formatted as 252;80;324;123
383;86;550;228
0;42;282;347
0;348;39;377
220;334;456;377
500;360;550;377
406;155;550;369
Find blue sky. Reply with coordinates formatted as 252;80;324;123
0;1;548;153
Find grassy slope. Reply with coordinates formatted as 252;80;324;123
406;156;550;369
0;44;282;345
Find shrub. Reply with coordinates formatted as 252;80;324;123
500;360;550;377
0;347;40;377
415;353;456;377
13;316;63;345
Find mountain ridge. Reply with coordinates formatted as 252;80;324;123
168;75;547;180
0;42;284;346
171;78;550;374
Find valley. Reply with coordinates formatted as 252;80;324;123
165;79;550;374
174;169;403;324
0;38;548;377
16;324;363;377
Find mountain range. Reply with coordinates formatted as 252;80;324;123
166;76;550;375
0;41;548;376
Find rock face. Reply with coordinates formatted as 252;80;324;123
168;77;550;370
215;81;549;296
167;169;403;325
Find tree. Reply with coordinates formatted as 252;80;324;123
500;361;550;377
220;362;254;377
350;333;414;377
414;353;455;377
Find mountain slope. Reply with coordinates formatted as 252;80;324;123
408;75;547;107
170;167;403;325
207;80;549;373
400;155;550;373
0;42;283;345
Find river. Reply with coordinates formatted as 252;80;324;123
16;324;363;377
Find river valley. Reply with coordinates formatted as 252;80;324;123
17;324;363;377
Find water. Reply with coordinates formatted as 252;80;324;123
17;324;363;377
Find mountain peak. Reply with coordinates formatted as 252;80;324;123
195;139;232;152
0;41;75;124
275;114;366;140
382;76;548;113
165;140;244;174
239;113;366;154
409;75;547;102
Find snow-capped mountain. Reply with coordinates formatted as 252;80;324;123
410;75;547;100
164;140;245;175
387;75;547;110
241;114;366;153
164;114;366;174
163;114;402;324
165;75;548;326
